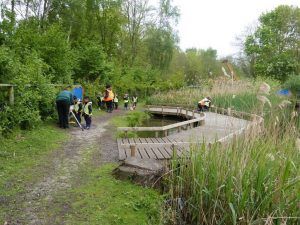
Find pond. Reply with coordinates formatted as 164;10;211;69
138;114;186;138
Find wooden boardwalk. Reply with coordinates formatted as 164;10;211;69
117;106;252;160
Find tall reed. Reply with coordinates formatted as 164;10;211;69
166;110;300;225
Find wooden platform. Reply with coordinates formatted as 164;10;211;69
117;106;252;160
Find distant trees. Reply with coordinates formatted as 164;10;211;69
244;5;300;82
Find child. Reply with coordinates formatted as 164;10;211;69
73;97;83;124
198;96;212;112
83;96;92;129
96;94;103;111
123;94;130;110
114;95;119;110
132;95;138;109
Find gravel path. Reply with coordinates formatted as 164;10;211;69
6;110;123;225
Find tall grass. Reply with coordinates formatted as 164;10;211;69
166;110;300;225
147;79;282;114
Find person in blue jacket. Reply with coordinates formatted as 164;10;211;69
56;86;73;129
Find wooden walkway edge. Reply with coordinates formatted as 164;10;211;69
117;105;263;161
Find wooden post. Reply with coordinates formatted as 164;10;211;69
199;119;205;126
8;86;14;105
192;111;195;118
155;131;159;138
177;126;181;133
227;107;231;116
163;130;168;137
161;106;164;114
125;131;128;138
130;145;136;157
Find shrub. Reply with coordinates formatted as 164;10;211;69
284;75;300;96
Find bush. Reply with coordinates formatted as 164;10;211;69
284;75;300;96
0;51;56;136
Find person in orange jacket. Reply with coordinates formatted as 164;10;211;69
103;84;114;113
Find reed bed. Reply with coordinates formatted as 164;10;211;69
147;79;281;114
165;111;300;225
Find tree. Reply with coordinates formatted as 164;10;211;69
244;5;300;82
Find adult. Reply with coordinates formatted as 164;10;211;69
56;86;73;128
103;84;114;113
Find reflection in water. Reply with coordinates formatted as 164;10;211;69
138;115;186;138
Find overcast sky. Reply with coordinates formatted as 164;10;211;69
151;0;300;57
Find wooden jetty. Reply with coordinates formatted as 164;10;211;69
117;106;263;161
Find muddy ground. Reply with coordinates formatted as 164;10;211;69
4;110;123;225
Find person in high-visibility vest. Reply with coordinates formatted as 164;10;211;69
123;94;130;110
103;84;114;113
113;95;119;110
132;95;138;109
82;96;92;129
198;96;212;112
96;94;103;111
73;97;83;124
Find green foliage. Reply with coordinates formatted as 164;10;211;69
0;50;57;135
126;111;150;127
284;75;300;95
245;5;300;81
73;39;113;82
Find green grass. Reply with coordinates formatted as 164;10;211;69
0;123;67;190
0;123;68;221
65;164;162;225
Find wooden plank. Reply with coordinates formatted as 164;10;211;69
136;147;143;158
150;138;161;143
157;146;170;159
151;147;165;159
139;147;150;159
145;147;157;159
155;138;166;144
136;138;143;144
119;147;126;160
139;138;149;143
163;146;172;158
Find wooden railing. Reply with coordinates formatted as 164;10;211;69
117;106;206;137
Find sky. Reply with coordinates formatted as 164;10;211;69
151;0;300;57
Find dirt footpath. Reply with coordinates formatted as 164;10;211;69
6;110;123;225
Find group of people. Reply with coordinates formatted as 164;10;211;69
55;86;93;130
97;85;138;112
55;85;139;130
